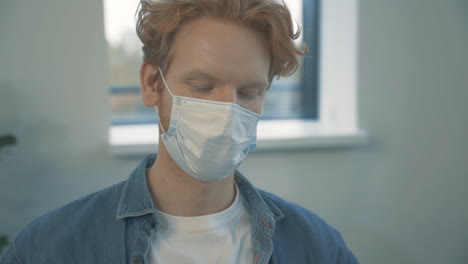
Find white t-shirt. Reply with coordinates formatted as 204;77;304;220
148;184;253;264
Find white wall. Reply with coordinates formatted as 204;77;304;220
0;0;131;241
1;0;467;263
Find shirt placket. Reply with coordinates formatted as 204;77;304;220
252;216;275;264
129;215;160;264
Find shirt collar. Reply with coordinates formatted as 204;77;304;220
234;171;285;223
116;154;158;220
116;153;285;224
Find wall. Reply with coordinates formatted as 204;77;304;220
0;0;131;242
1;0;467;263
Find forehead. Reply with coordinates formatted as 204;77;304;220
166;17;270;85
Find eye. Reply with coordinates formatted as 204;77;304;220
237;89;261;100
188;80;214;93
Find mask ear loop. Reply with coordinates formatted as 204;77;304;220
158;67;174;97
155;67;174;134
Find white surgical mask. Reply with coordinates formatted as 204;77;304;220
156;68;260;182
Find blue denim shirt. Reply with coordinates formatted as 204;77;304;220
1;154;358;264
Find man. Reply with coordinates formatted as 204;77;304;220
1;0;359;263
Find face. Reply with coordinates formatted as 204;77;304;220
140;17;271;132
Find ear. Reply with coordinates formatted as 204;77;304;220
140;62;161;107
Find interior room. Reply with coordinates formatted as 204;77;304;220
1;0;467;263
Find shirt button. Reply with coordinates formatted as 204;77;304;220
261;218;271;228
254;252;262;263
132;257;143;264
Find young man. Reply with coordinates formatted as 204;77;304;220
1;0;359;263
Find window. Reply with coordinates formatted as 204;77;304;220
104;0;320;126
105;0;367;155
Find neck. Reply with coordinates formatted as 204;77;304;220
146;143;236;217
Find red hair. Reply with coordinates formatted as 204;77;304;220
136;0;307;81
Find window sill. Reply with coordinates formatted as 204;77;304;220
109;119;369;157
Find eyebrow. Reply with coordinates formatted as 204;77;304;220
182;70;269;90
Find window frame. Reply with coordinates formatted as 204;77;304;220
301;0;321;119
109;0;321;125
108;0;369;155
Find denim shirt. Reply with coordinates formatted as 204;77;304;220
1;154;359;264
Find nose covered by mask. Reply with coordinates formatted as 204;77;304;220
156;68;260;182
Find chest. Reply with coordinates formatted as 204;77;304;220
148;224;253;264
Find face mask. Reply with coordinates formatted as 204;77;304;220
156;68;260;182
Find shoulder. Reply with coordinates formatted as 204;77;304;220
8;181;126;263
24;180;126;229
258;189;359;263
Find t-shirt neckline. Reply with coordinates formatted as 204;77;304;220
155;183;242;233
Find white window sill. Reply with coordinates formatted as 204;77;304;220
109;119;369;157
108;0;363;157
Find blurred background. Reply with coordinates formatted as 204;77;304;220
1;0;467;263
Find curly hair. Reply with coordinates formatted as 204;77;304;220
136;0;307;81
